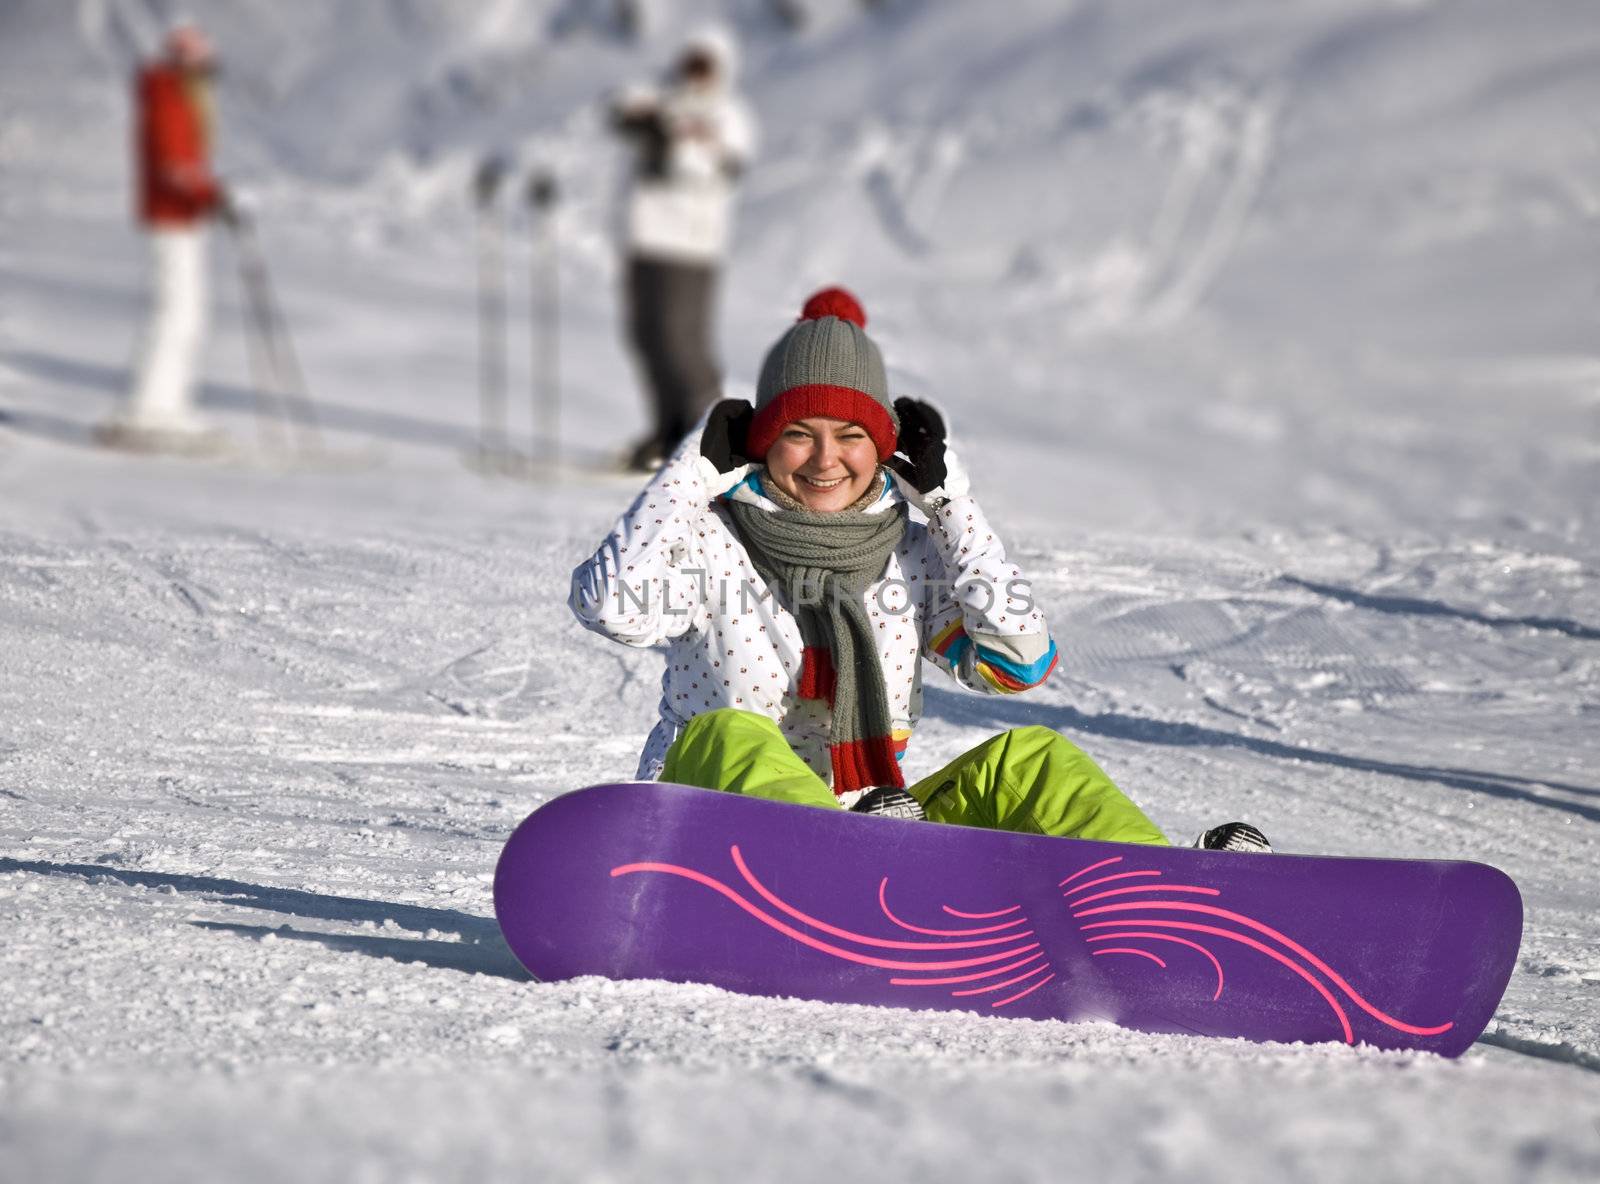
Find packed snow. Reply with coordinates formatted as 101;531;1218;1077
2;0;1598;1180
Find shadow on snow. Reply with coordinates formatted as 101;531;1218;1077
1281;575;1600;643
922;687;1600;825
0;856;530;981
189;919;529;980
0;348;475;453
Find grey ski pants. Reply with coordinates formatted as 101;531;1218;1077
625;255;720;449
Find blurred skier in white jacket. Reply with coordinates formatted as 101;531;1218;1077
611;27;757;471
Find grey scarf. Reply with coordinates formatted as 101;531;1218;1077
726;477;908;792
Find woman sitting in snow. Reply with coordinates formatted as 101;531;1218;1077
570;287;1267;851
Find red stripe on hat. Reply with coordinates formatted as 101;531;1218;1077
747;385;898;462
831;736;906;795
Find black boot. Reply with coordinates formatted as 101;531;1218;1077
851;787;926;821
624;434;667;472
1193;821;1272;853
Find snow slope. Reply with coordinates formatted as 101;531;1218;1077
2;0;1599;1180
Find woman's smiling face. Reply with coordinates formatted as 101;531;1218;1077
763;417;880;512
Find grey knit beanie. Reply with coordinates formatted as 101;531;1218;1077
747;287;899;461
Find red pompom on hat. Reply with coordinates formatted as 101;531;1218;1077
799;286;867;329
748;287;898;461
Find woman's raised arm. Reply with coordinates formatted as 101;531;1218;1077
568;441;717;649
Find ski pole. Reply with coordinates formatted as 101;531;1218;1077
228;215;300;452
525;168;560;467
235;216;322;453
229;216;285;450
474;154;510;472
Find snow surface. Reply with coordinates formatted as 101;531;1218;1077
2;0;1599;1180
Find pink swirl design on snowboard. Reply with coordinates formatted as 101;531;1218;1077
1062;855;1454;1043
612;845;1056;1008
1086;931;1226;1000
609;846;1456;1038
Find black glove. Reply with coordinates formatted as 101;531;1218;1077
886;397;968;513
612;106;671;179
887;397;947;492
697;399;755;495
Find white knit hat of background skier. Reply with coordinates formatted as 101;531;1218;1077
165;20;215;69
747;287;900;462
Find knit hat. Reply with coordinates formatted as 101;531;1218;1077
165;22;215;68
747;288;899;462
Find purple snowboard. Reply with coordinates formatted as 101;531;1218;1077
494;782;1521;1056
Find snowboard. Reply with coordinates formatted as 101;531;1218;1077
494;782;1522;1057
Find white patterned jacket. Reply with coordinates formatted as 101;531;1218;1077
569;436;1058;803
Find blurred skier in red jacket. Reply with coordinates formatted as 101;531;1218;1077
101;22;230;452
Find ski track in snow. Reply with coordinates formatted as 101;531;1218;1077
3;0;1600;1180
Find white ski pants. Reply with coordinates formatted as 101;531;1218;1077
124;227;209;430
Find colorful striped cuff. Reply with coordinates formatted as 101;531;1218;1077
931;621;1058;694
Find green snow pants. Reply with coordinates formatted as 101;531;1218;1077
660;709;1170;846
